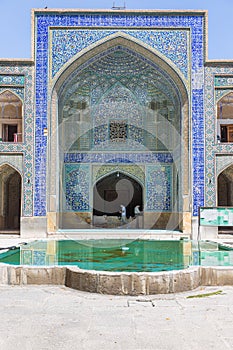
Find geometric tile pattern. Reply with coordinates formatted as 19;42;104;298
65;158;174;211
35;11;205;216
214;76;233;86
64;152;174;164
52;29;189;79
146;165;172;211
0;75;24;85
64;164;90;211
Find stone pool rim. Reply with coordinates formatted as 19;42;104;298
1;264;233;295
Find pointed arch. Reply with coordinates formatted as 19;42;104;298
217;164;233;206
0;164;22;232
217;91;233;143
47;33;190;232
93;167;145;187
217;164;233;233
52;32;188;100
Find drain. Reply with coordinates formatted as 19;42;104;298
127;299;156;307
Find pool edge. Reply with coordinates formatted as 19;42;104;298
1;265;233;295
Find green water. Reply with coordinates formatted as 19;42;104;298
1;239;232;272
0;239;187;272
0;248;20;264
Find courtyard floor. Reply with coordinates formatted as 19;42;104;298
0;284;233;350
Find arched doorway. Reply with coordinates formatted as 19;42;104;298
218;165;233;233
93;172;143;228
0;165;21;232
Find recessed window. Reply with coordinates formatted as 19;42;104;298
0;91;22;142
217;92;233;143
109;121;127;142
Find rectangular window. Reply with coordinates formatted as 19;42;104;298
220;124;233;142
3;124;17;142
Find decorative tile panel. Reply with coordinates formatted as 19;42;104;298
64;164;90;211
52;29;189;79
215;76;233;87
0;75;25;86
64;152;173;164
146;165;172;211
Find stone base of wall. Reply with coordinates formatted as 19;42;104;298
58;212;92;230
54;211;191;232
1;265;233;295
21;216;47;238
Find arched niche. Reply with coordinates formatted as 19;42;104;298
0;90;23;142
0;164;21;232
217;92;233;143
48;35;190;232
217;164;233;233
218;165;233;206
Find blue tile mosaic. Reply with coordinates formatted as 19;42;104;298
214;76;233;87
64;152;173;164
0;75;25;86
35;11;205;216
52;29;189;78
146;165;172;211
33;250;46;265
65;164;90;211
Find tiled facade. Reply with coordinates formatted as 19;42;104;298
0;8;231;236
205;63;233;207
0;61;34;217
35;10;204;220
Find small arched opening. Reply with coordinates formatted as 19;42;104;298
0;164;21;232
218;165;233;233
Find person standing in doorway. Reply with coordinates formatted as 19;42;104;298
134;205;142;228
120;205;127;224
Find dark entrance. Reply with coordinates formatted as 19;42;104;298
0;165;21;232
93;172;143;218
3;125;17;142
218;166;233;233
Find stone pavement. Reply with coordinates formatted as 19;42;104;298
0;285;233;350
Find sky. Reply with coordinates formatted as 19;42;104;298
0;0;232;60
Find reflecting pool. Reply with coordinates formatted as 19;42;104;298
0;239;232;272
